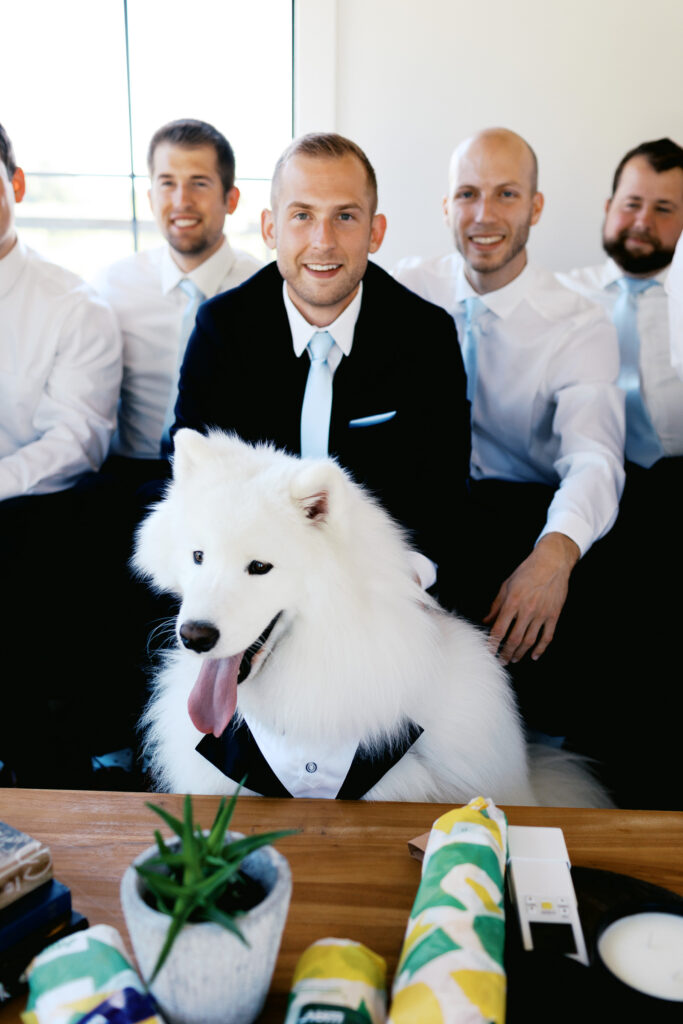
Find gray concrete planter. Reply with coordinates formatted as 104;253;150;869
120;833;292;1024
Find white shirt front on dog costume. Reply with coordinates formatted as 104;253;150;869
245;713;359;798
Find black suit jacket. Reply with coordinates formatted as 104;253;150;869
173;260;470;597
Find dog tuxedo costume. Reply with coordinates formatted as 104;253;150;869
197;716;424;799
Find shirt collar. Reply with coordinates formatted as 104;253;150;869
160;235;236;297
602;256;668;290
283;280;363;356
0;236;27;298
453;255;541;319
454;253;588;322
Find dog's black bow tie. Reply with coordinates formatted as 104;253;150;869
196;717;424;799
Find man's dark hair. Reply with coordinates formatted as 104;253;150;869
147;119;236;195
0;123;16;177
612;137;683;195
271;132;378;213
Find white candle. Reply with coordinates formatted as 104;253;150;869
598;911;683;1002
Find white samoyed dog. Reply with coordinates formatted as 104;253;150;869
134;429;609;807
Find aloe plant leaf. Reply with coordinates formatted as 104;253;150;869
206;794;236;855
186;863;242;900
137;867;204;901
153;829;172;858
144;850;192;870
139;789;298;985
221;829;297;863
148;901;195;983
203;904;249;944
145;801;184;839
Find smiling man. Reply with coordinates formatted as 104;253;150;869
555;139;683;809
559;138;683;474
395;129;624;691
172;132;470;597
93;119;262;472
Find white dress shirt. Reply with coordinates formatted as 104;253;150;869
0;240;122;502
395;253;625;556
93;237;262;458
666;234;683;382
282;278;360;367
559;258;683;457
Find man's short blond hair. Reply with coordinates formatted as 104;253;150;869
271;133;378;213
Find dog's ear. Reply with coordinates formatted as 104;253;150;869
131;497;181;595
290;461;347;525
171;429;212;483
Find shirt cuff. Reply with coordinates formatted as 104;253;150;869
536;512;596;558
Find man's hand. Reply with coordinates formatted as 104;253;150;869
483;532;580;665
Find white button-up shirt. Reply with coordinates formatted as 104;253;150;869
0;240;122;501
559;257;683;457
666;235;683;382
93;237;262;458
394;253;625;556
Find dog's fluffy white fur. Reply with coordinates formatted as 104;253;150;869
134;430;609;807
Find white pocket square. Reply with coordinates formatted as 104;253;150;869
348;411;397;428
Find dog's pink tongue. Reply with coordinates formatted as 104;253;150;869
187;655;243;738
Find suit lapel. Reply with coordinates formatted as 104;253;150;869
243;266;309;452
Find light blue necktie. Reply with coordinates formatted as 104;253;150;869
612;277;663;468
300;331;335;457
161;278;205;444
462;296;487;404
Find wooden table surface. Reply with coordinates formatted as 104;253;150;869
1;790;681;1022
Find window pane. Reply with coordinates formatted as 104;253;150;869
18;174;134;224
127;0;292;181
15;174;136;278
1;1;291;278
2;0;130;174
18;226;135;281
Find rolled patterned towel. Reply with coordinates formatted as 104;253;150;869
285;937;387;1024
388;797;508;1024
21;924;162;1024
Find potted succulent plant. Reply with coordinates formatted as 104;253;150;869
120;790;295;1024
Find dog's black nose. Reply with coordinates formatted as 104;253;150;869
179;620;220;653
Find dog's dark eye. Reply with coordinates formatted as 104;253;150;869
247;560;273;576
193;551;204;565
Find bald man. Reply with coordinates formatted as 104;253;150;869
395;129;624;702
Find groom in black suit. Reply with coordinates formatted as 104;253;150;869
172;133;470;599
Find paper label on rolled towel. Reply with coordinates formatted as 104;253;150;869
286;939;387;1024
388;796;508;1024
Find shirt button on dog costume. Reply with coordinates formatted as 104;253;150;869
305;762;317;774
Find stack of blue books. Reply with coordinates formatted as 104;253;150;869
0;822;88;1002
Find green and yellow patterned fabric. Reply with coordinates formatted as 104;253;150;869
285;937;388;1024
21;924;161;1024
388;797;508;1024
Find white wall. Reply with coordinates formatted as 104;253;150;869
296;0;683;272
